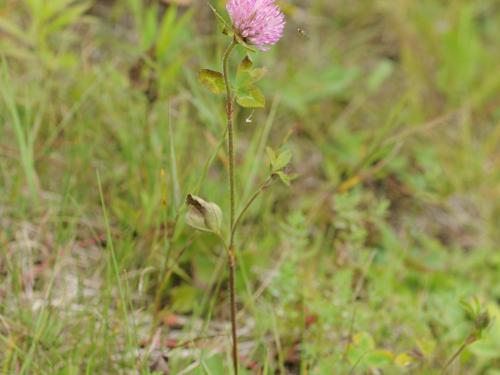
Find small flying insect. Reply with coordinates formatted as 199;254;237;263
297;27;310;39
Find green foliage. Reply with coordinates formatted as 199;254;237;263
235;86;265;108
266;146;293;185
235;55;267;108
170;284;199;313
198;69;225;94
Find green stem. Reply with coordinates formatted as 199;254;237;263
440;334;476;374
231;177;273;241
222;37;239;375
223;39;238;231
228;246;238;375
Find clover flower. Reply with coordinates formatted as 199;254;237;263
226;0;285;51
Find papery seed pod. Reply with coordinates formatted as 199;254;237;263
185;194;223;234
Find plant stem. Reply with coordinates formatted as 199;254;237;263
440;334;476;374
222;38;239;375
231;177;273;241
223;39;238;230
228;245;238;374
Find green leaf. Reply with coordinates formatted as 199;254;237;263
394;353;415;367
236;55;267;87
273;171;291;186
367;60;394;92
353;332;375;351
364;350;394;367
234;56;267;109
198;69;225;94
236;87;265;108
170;285;198;313
194;354;226;375
347;332;376;367
266;147;277;166
274;148;292;171
45;2;92;35
240;55;253;71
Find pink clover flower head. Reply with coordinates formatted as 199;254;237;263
226;0;285;51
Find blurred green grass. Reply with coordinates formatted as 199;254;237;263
0;0;499;373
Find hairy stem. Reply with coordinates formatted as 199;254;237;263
223;39;238;231
222;38;238;375
228;246;238;374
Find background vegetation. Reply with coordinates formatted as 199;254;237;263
0;0;499;373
